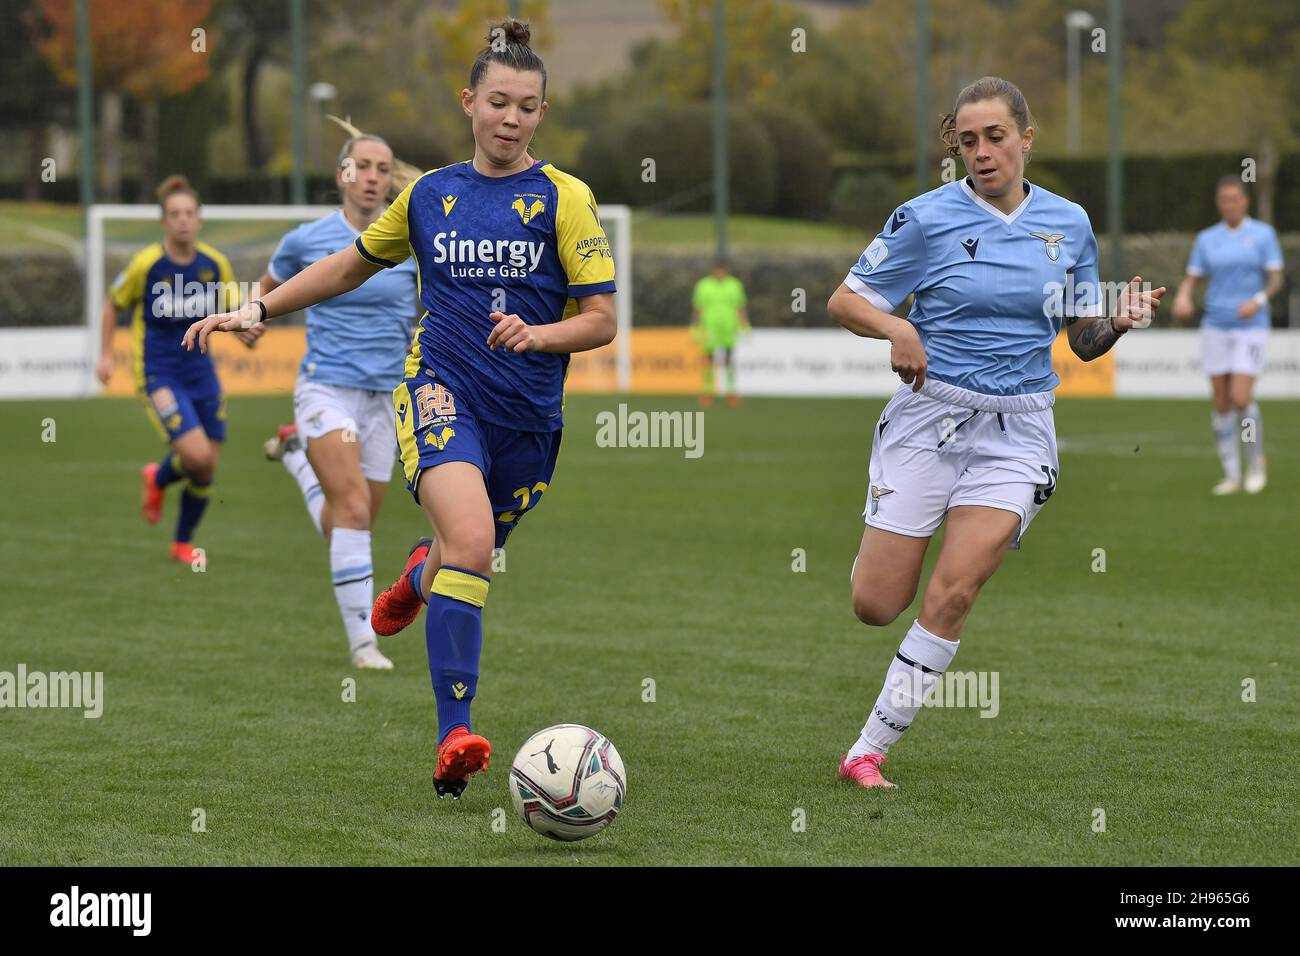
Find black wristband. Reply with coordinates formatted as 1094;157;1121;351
1109;315;1126;336
252;299;268;323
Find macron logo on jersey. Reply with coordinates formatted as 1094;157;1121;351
431;230;546;278
889;210;909;234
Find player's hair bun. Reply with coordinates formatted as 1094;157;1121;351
490;17;532;48
156;173;199;207
470;17;547;97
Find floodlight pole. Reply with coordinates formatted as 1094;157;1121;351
1106;0;1124;280
1065;10;1095;155
290;0;306;205
712;0;729;263
75;0;95;211
914;0;929;194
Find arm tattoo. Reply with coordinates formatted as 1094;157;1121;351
1073;316;1123;360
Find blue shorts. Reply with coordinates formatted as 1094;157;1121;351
144;381;226;444
394;375;561;549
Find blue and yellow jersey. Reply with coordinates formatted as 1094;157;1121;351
355;160;617;431
109;242;241;396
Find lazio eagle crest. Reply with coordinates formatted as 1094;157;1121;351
512;197;545;223
1030;232;1065;261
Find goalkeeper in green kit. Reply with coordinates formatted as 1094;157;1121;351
690;259;749;406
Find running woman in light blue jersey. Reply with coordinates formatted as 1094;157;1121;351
254;135;419;669
826;76;1166;789
1171;176;1284;495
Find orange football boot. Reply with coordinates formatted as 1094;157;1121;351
371;538;432;637
170;541;201;565
433;726;492;800
141;463;164;524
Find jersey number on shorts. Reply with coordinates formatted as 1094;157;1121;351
1033;465;1058;505
414;383;456;427
498;482;549;524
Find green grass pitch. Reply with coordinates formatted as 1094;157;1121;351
1;394;1296;866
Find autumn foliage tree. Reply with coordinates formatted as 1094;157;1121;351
35;0;213;199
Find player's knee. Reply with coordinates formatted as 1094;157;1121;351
927;576;980;623
852;589;908;627
182;451;216;483
332;492;371;530
439;527;495;576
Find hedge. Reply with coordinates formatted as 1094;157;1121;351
5;233;1296;331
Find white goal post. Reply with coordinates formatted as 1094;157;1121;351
85;202;633;393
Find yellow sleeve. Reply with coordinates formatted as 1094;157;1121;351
356;180;415;267
201;244;242;311
108;246;155;310
544;167;616;297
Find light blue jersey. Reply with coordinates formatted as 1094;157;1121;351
1187;217;1283;331
269;210;419;392
845;178;1101;396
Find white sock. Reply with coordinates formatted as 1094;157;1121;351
848;619;960;759
282;446;325;535
1212;410;1240;483
1240;402;1264;470
330;527;376;652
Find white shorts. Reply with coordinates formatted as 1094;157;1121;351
863;381;1060;545
1202;327;1267;377
293;379;397;482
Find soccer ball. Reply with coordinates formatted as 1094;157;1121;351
509;724;627;842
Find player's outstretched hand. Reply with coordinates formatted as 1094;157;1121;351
183;302;260;354
487;311;544;353
888;321;927;392
1111;276;1166;331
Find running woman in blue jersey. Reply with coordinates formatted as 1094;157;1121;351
826;77;1165;789
97;174;246;565
253;134;419;670
1171;176;1284;496
184;19;616;799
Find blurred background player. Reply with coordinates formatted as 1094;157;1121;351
257;134;419;670
827;77;1164;789
1171;177;1284;495
184;19;616;801
97;174;245;564
690;258;749;406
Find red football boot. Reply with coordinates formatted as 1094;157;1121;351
141;463;164;524
170;541;201;565
371;538;432;637
433;726;492;800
